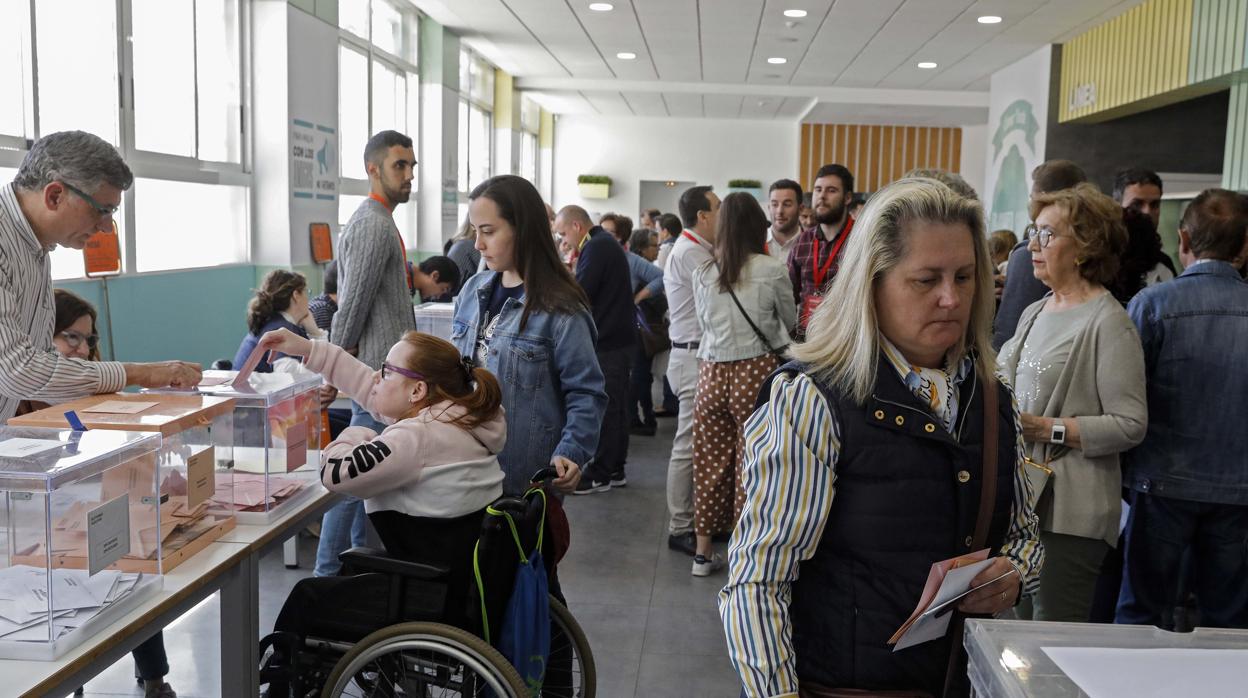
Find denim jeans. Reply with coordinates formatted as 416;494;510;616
132;631;168;681
1116;491;1248;629
312;401;375;577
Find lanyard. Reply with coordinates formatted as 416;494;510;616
369;192;413;292
811;217;854;289
681;231;707;247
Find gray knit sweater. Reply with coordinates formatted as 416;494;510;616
330;198;416;370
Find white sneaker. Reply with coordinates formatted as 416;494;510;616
691;553;725;577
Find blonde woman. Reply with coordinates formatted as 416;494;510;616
720;178;1043;697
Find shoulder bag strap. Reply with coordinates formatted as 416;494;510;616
719;263;789;358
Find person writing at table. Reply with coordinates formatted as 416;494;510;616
0;131;201;425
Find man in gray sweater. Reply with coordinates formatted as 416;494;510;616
315;129;418;577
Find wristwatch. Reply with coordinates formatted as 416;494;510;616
1050;420;1067;445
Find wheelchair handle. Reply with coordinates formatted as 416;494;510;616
530;466;559;483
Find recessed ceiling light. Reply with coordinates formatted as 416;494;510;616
917;61;938;69
767;57;788;64
783;9;808;18
588;2;613;11
977;15;1002;24
616;51;636;60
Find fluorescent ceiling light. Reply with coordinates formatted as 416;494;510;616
767;57;788;64
977;15;1003;24
616;52;636;60
917;61;938;69
588;3;613;11
783;9;808;18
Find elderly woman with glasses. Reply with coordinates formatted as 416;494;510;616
720;178;1042;697
998;182;1147;623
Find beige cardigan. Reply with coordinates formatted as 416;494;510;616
998;292;1147;546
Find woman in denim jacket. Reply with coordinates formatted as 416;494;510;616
452;175;608;496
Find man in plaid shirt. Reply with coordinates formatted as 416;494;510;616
787;163;855;339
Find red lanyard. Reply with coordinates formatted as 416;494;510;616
811;217;854;289
370;192;413;292
682;231;706;247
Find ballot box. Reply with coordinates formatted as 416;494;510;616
9;393;236;574
414;301;455;340
151;370;323;524
964;618;1248;697
0;426;163;660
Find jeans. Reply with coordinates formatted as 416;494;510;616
629;342;655;426
132;631;168;681
589;345;633;480
313;401;374;577
665;348;699;535
1116;491;1248;629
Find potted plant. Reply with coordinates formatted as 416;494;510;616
577;175;612;199
727;178;764;203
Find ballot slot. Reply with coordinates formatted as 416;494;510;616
0;426;163;660
148;370;324;525
8;393;238;575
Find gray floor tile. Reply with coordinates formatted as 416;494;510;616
641;602;732;657
636;651;743;697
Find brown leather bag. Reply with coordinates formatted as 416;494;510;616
802;374;1000;698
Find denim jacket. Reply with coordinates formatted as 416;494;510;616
1125;260;1248;505
452;271;607;495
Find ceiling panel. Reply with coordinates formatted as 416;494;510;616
663;92;705;118
703;94;746;119
581;91;635;115
501;0;614;79
635;0;703;81
620;91;670;117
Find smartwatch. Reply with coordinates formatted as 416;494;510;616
1050;420;1067;445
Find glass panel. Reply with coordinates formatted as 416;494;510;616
520;133;537;184
403;12;419;65
36;0;119;143
195;0;242;163
457;100;469;192
339;44;369;180
477;60;495;108
371;0;402;58
134;179;247;272
339;0;368;40
459;50;470;100
132;0;196;157
406;72;419;191
339;194;366;227
468;105;490;189
0;0;33;138
370;59;404;135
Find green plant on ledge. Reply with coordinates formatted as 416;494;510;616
577;175;612;185
728;179;762;188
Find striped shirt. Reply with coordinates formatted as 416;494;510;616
0;183;126;422
718;354;1043;698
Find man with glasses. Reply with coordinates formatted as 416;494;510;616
0;130;202;423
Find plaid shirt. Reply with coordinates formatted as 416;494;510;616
785;217;854;333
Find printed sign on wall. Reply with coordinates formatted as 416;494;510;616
983;46;1051;237
292;119;338;202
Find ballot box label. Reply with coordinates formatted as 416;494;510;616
87;494;131;575
187;447;216;509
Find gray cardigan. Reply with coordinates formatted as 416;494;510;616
998;291;1147;546
331;198;416;370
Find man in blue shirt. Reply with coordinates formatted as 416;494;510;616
1117;189;1248;629
554;205;637;494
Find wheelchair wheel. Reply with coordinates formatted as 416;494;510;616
321;621;528;698
543;596;596;698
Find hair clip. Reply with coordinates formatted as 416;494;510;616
460;356;476;384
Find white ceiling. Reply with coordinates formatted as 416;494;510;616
410;0;1148;124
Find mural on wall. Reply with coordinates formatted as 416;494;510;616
983;46;1051;237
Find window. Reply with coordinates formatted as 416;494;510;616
339;45;370;181
134;179;247;273
0;0;34;141
458;50;495;194
519;96;540;184
36;0;120;144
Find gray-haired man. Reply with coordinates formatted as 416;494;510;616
0;130;202;423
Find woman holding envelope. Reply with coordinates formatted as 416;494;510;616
720;177;1043;698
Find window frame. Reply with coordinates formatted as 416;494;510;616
457;48;495;198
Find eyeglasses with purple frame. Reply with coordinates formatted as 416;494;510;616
381;362;426;382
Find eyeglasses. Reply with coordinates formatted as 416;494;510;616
381;362;425;382
61;181;119;219
1025;224;1063;249
59;330;99;350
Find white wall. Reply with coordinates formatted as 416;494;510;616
958;124;987;197
552;115;799;217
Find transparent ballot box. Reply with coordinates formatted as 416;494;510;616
964;618;1248;697
414;301;455;340
151;370;324;524
8;394;236;574
0;427;163;660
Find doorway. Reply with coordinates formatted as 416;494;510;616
639;180;697;224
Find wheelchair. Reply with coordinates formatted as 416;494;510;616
258;469;596;697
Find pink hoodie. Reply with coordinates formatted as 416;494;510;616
305;341;505;518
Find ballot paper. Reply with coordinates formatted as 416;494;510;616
80;400;159;415
1042;647;1248;698
0;566;144;643
0;438;65;459
889;550;1002;652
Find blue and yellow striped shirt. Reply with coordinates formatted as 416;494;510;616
718;359;1043;698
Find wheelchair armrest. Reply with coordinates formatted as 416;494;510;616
338;546;451;581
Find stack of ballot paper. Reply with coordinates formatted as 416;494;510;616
0;566;144;643
888;550;1016;651
211;473;308;512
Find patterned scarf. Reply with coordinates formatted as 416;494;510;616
879;335;972;433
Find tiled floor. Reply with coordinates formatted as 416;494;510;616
71;417;742;697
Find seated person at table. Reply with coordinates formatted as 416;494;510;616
38;290;177;698
258;327;506;632
233;270;323;373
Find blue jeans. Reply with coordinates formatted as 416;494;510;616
1116;490;1248;629
313;401;376;577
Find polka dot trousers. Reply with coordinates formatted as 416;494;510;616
691;353;779;538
